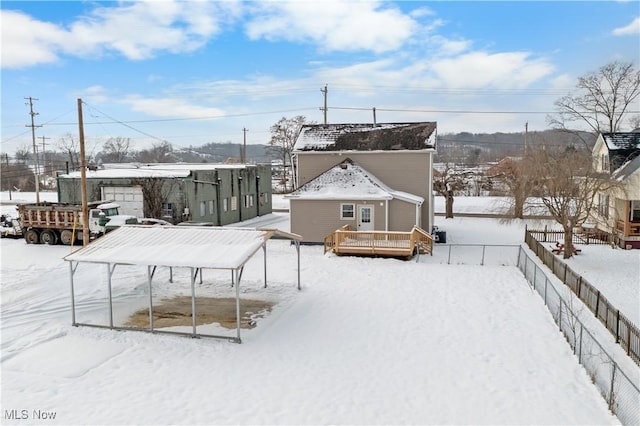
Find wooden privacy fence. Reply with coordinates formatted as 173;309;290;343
525;229;639;366
324;225;433;259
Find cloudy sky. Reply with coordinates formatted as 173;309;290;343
1;1;639;155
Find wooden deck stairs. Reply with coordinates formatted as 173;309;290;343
323;225;433;259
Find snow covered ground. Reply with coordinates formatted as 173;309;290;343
1;192;637;425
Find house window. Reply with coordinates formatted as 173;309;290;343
341;203;355;219
631;201;640;222
598;194;609;219
231;196;238;211
161;203;173;218
209;200;215;215
200;201;206;217
601;154;610;172
244;194;254;208
223;198;228;212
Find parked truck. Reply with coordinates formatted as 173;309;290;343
16;201;136;245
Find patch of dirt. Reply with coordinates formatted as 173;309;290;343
124;296;274;329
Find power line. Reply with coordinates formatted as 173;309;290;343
43;107;319;126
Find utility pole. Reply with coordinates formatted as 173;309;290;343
25;97;42;203
373;107;377;126
524;122;528;155
320;84;328;124
78;98;90;246
242;127;248;163
40;135;51;178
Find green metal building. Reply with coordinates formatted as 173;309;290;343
57;164;272;225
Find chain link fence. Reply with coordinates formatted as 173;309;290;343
518;246;640;425
420;244;521;266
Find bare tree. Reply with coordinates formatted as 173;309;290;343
136;141;174;163
101;137;132;163
491;157;531;219
528;146;619;258
433;163;468;218
548;61;640;136
57;133;80;170
131;178;178;220
14;144;31;163
268;116;312;191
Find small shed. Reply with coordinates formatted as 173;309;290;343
64;225;302;343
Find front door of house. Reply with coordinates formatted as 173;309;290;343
358;205;374;231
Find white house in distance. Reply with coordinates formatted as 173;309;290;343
591;131;640;248
287;122;437;243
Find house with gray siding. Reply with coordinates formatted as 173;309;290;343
288;122;437;243
57;163;272;225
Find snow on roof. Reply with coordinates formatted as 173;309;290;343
286;159;423;204
602;132;640;151
64;226;295;270
611;152;640;181
60;163;259;179
293;122;437;152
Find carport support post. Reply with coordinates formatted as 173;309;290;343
296;241;301;290
147;266;154;332
235;268;241;343
107;263;115;328
263;244;267;288
190;267;197;336
69;261;77;326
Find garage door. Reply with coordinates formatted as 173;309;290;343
101;186;144;217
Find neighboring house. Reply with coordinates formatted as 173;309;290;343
287;122;437;243
57;163;272;225
591;131;640;248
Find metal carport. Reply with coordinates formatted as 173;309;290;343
64;225;302;343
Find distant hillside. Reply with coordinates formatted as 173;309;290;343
436;129;595;164
174;143;274;164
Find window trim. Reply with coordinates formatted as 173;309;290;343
340;203;355;220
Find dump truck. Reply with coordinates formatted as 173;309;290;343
16;201;136;245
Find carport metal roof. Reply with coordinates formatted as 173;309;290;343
64;225;302;343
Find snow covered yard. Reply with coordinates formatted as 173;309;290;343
0;192;635;424
0;236;620;425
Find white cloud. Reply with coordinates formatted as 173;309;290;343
612;16;640;35
123;95;226;119
0;1;238;68
82;85;110;104
245;1;417;53
0;10;68;67
67;1;229;60
431;52;555;89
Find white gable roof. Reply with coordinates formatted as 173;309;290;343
64;226;298;270
60;163;258;179
286;160;423;204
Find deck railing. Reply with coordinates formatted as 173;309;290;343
616;220;640;237
323;226;433;258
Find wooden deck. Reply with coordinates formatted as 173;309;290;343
323;225;433;259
